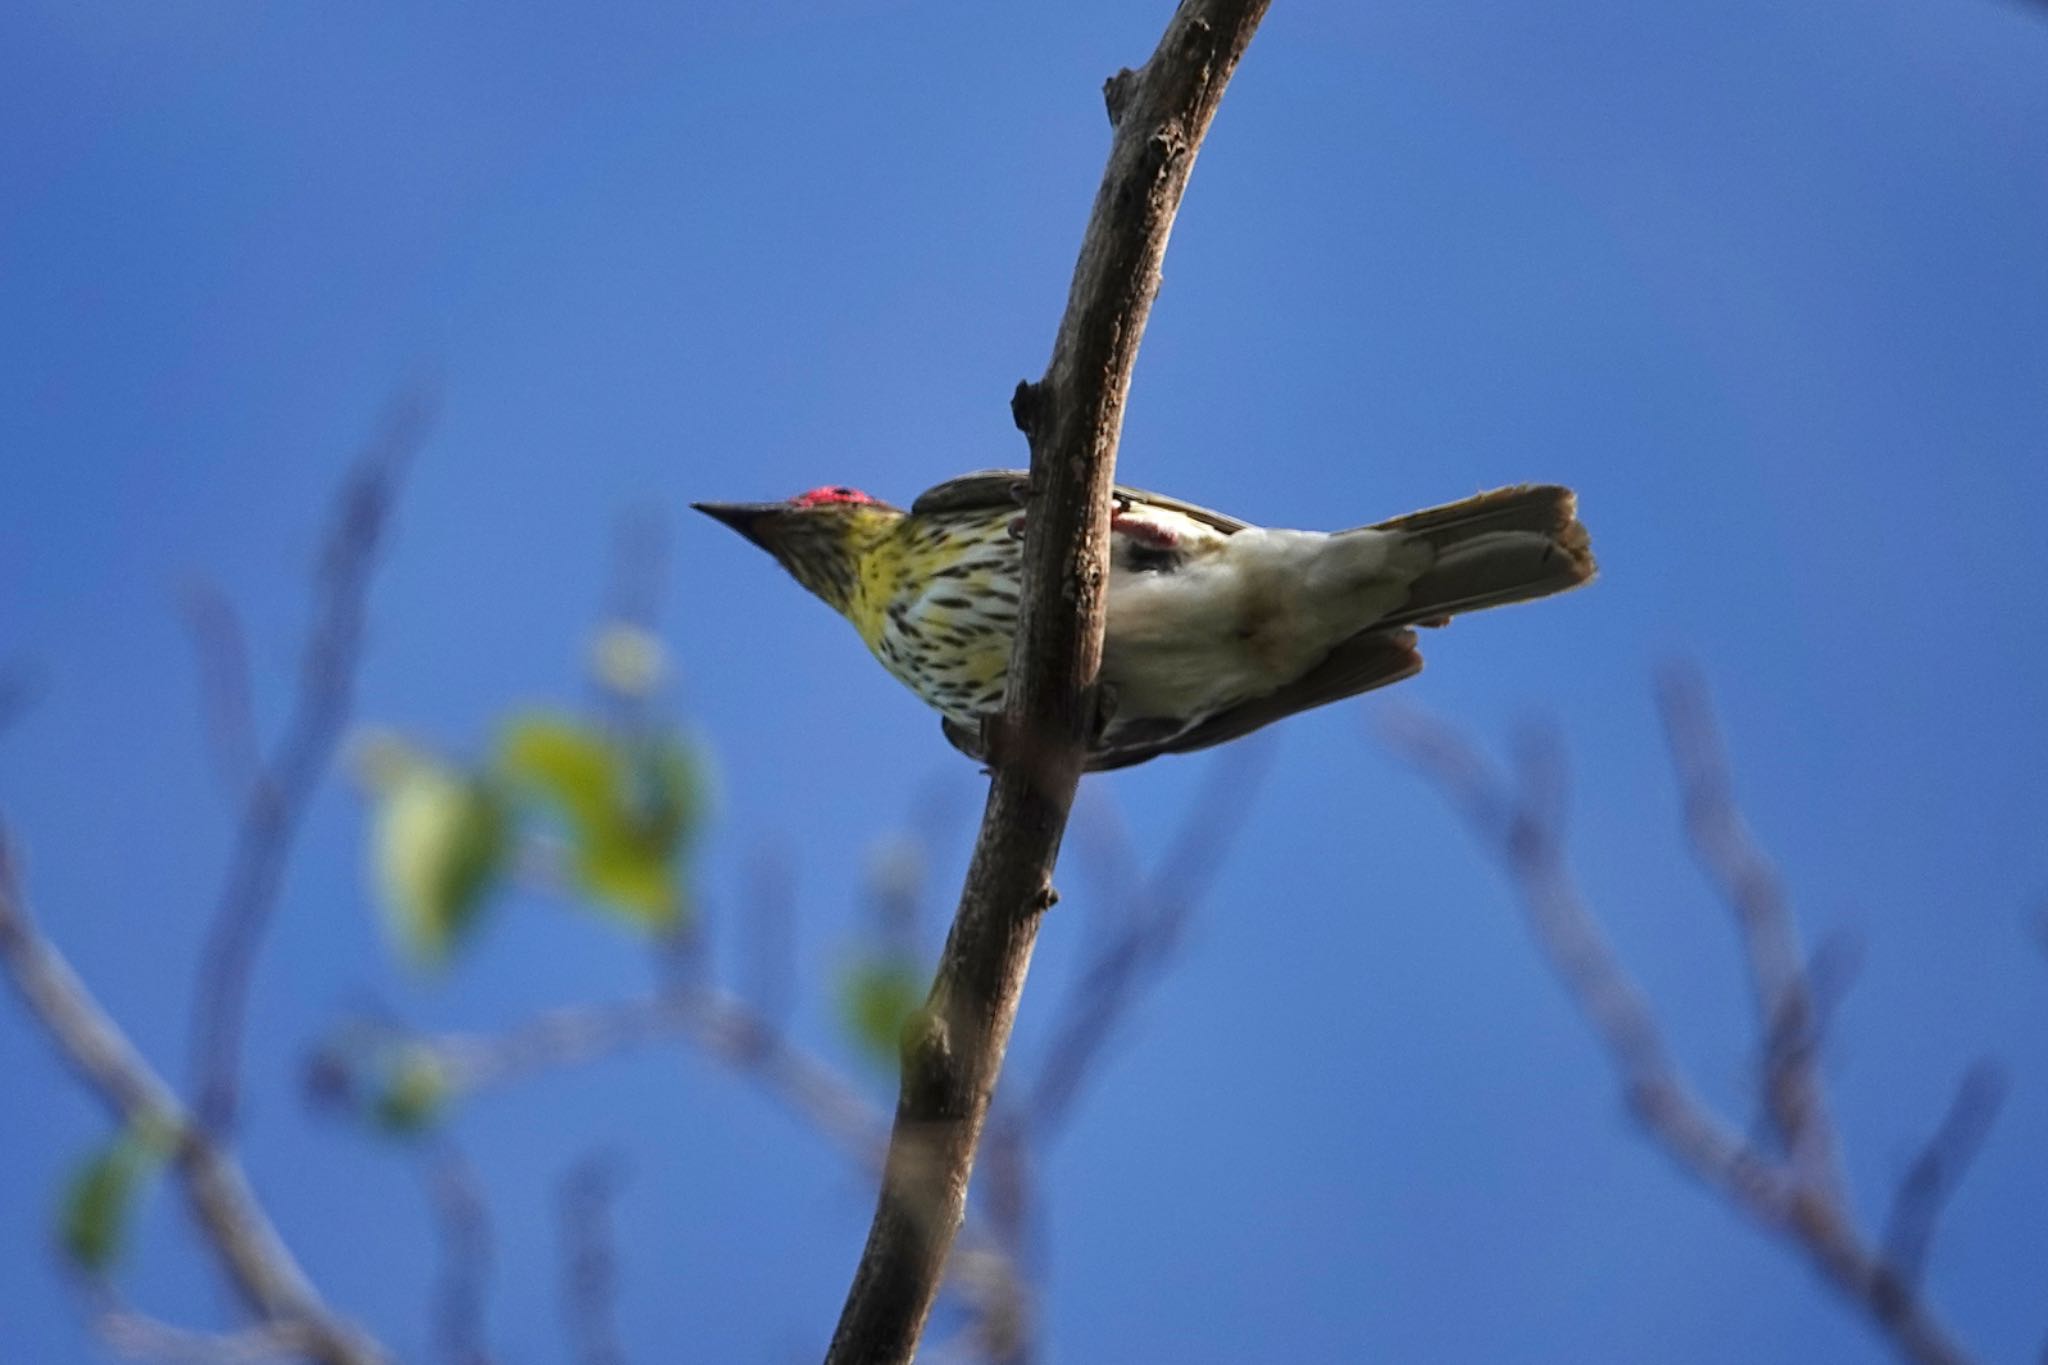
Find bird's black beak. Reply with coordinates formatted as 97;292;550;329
691;501;782;549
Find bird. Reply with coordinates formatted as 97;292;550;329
693;471;1594;771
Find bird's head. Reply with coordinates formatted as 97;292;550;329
692;485;901;614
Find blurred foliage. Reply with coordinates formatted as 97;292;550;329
342;612;942;1114
305;1027;454;1139
57;1119;173;1273
353;643;710;969
372;1045;449;1135
498;712;705;931
358;732;510;966
839;956;927;1070
589;623;667;699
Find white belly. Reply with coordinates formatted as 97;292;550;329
1102;526;1422;719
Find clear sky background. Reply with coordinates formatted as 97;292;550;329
5;1;2048;1361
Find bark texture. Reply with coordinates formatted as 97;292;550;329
823;4;1272;1361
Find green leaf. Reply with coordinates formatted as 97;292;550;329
58;1128;167;1273
370;761;509;966
839;957;927;1070
498;713;707;931
373;1046;449;1135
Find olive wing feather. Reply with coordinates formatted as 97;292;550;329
911;468;1251;536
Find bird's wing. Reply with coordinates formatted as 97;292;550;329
1086;627;1423;771
939;626;1424;773
910;469;1033;516
911;469;1252;536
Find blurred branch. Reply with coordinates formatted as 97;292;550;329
942;745;1269;1365
1385;716;1791;1226
425;1141;495;1365
190;389;435;1136
0;659;46;737
1881;1062;2005;1291
1021;741;1271;1141
742;848;798;1029
557;1156;628;1365
91;1300;318;1364
0;836;387;1365
826;5;1271;1360
920;1243;1032;1365
1386;681;1983;1365
603;504;670;640
395;982;888;1166
176;578;261;802
1657;664;1845;1196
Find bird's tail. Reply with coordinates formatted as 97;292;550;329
1366;485;1596;627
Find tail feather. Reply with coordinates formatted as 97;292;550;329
1367;484;1595;627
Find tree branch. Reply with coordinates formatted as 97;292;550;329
176;577;261;804
0;838;387;1365
1019;741;1271;1143
1386;695;1982;1365
188;389;433;1136
424;1141;495;1365
1385;717;1797;1228
390;982;888;1166
557;1156;629;1365
822;4;1271;1359
1657;663;1847;1198
1880;1061;2005;1292
90;1300;320;1364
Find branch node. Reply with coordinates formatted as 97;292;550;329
1102;69;1139;125
899;1007;956;1110
1009;380;1044;437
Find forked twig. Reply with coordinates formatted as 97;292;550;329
1387;679;1983;1365
188;389;434;1137
0;837;387;1364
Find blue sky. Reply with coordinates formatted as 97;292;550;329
4;1;2047;1361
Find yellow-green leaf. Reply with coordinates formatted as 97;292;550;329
498;713;706;931
58;1130;165;1273
371;762;508;966
839;957;927;1070
373;1046;449;1135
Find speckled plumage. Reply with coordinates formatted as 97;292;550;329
694;473;1595;770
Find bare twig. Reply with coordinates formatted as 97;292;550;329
425;1141;495;1365
604;504;671;640
0;659;45;737
742;849;798;1028
91;1301;319;1364
1881;1061;2006;1290
1386;716;1793;1223
825;7;1270;1360
376;983;887;1166
934;749;1269;1365
920;1243;1033;1365
1022;741;1271;1141
558;1156;628;1365
176;577;261;802
1658;663;1845;1197
0;837;386;1365
1387;699;1982;1365
189;389;434;1136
